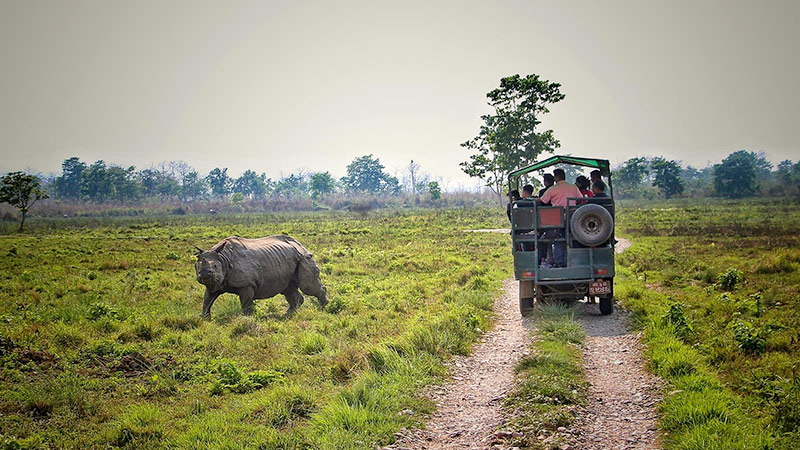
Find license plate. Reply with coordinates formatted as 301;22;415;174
589;280;611;295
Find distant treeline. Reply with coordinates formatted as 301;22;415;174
611;151;800;199
6;150;800;212
35;155;444;204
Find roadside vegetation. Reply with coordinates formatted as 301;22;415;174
502;305;587;449
615;198;800;449
0;208;511;449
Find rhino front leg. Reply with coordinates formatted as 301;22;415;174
238;286;255;315
201;289;222;319
283;285;304;314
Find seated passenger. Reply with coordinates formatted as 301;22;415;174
539;169;583;267
513;185;536;251
592;180;610;198
538;174;554;203
520;184;535;201
506;189;520;222
590;169;602;186
576;175;594;198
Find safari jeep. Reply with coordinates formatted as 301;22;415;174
508;155;616;315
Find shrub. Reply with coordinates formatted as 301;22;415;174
716;268;743;291
325;296;349;314
661;302;694;340
732;322;766;354
210;361;284;395
87;302;120;321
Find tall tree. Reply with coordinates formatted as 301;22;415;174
0;171;49;232
233;170;271;199
713;150;758;198
80;161;139;202
341;155;399;194
138;168;179;199
650;157;684;198
615;157;650;197
461;74;565;201
105;165;140;202
273;173;308;198
403;160;429;194
54;157;86;200
774;159;800;195
181;171;208;201
80;161;111;202
207;168;232;197
310;172;336;200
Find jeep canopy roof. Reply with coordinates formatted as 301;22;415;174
507;155;611;181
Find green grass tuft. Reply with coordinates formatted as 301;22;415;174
502;304;586;448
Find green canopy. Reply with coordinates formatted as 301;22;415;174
507;155;611;180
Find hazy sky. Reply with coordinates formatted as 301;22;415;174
1;0;798;189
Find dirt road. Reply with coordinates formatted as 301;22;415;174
390;236;661;449
387;278;529;449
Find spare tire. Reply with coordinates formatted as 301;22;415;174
570;204;614;246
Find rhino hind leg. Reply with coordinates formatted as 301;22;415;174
297;256;329;306
283;284;305;314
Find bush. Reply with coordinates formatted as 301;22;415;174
662;302;694;340
87;302;120;321
325;296;349;314
732;322;766;354
210;361;285;395
716;268;743;291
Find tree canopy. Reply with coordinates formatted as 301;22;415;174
713;150;759;198
310;172;336;199
615;157;649;197
341;155;399;194
0;171;49;232
461;74;565;199
650;157;685;199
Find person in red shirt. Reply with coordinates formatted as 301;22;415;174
539;169;583;267
576;175;594;198
540;169;583;207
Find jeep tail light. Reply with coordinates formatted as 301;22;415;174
594;268;607;275
522;271;535;278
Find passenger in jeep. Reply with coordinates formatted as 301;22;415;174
539;169;582;267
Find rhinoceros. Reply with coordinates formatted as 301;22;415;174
194;235;328;318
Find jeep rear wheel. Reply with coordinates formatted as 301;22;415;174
570;204;614;246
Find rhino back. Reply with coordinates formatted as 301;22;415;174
219;237;302;291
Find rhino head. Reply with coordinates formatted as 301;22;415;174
194;242;227;291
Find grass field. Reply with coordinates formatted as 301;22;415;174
3;199;799;449
615;198;800;449
0;209;512;449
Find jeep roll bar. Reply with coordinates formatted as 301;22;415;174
507;155;613;195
